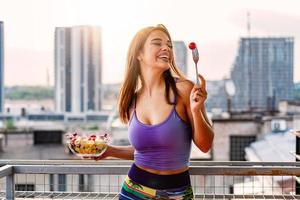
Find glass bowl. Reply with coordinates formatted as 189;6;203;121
66;132;109;157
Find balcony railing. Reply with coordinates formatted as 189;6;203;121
0;160;299;199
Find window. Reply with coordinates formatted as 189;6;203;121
15;184;35;198
58;174;66;191
49;174;54;191
79;174;85;192
230;135;256;161
15;184;35;191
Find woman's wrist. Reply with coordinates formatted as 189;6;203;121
191;108;201;116
105;145;115;157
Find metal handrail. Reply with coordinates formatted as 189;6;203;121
0;164;296;176
0;161;299;199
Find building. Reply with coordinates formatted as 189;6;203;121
295;82;300;101
100;83;121;110
0;22;4;113
278;100;300;115
231;37;294;111
55;26;102;113
212;114;294;161
244;128;296;195
205;80;227;112
173;41;187;75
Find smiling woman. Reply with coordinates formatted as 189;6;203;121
88;24;214;199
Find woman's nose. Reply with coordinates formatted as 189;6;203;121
161;44;170;51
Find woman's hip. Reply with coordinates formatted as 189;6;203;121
119;163;194;199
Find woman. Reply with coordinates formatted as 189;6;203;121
97;24;214;199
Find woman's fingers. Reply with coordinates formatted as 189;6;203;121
94;156;102;161
192;87;207;97
192;86;207;103
82;155;104;161
191;84;201;93
198;74;206;90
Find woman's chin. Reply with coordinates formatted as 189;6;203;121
155;63;170;70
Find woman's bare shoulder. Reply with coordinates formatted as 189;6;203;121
175;78;194;103
175;78;194;93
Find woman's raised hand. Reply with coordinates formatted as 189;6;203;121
190;74;207;113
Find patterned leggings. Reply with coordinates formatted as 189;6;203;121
119;163;194;200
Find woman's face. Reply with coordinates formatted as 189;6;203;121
138;30;173;71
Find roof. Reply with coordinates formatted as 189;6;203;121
245;130;295;162
0;133;75;160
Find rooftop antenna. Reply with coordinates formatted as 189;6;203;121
247;11;251;37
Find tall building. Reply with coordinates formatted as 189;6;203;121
0;21;4;113
173;41;187;75
231;37;294;111
55;26;102;113
205;80;227;112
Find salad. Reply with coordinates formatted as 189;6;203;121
66;132;108;157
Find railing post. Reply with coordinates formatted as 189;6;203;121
6;173;15;200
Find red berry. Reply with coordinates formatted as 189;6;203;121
188;42;196;50
89;134;96;140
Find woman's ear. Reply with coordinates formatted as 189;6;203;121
137;53;143;61
137;48;145;61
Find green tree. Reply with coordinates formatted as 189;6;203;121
5;119;15;130
4;86;54;100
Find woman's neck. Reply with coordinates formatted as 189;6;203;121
140;69;165;97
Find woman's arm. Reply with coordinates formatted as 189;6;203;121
200;105;213;128
107;145;135;160
95;108;135;160
189;106;214;153
179;76;214;153
95;145;134;161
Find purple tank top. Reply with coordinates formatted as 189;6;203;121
128;95;192;171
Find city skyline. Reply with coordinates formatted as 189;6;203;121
55;26;103;112
231;37;294;111
0;0;300;86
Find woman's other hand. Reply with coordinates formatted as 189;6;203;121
93;145;112;161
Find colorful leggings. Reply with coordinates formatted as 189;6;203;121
119;163;194;200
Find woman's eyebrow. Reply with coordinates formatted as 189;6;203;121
150;38;171;43
151;38;162;42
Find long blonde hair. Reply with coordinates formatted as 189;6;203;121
118;24;185;123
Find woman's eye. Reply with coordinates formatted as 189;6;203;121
151;42;172;48
152;43;161;46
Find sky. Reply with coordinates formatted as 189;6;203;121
0;0;300;86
